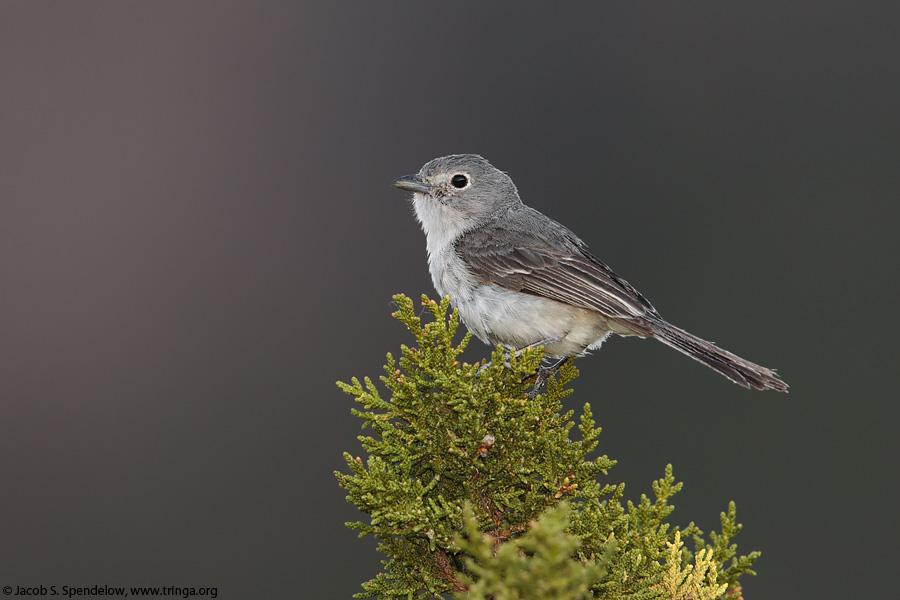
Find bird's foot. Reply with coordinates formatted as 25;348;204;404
476;358;513;378
528;357;571;399
513;338;562;382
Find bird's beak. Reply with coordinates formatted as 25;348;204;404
392;174;431;194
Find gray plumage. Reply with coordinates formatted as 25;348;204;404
392;154;787;392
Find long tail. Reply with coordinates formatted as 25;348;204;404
648;319;788;392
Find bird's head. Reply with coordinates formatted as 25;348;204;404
392;154;521;244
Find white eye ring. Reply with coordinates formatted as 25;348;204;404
450;173;469;189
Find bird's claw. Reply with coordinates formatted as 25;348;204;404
527;357;571;399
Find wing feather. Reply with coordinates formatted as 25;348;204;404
455;210;657;321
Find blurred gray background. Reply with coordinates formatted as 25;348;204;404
1;2;898;598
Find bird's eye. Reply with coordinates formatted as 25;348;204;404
451;174;469;188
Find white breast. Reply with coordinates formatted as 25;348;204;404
413;195;479;299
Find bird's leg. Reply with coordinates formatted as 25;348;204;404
476;356;508;377
510;338;562;383
478;339;565;390
475;348;515;378
509;337;566;395
479;338;559;376
529;356;572;399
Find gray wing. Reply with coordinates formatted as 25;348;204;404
455;208;659;329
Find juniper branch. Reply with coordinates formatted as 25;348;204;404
336;294;760;599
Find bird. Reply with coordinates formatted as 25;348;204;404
392;154;787;392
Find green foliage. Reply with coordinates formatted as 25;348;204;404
455;502;611;600
336;294;759;599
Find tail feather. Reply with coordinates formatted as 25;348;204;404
649;319;788;392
